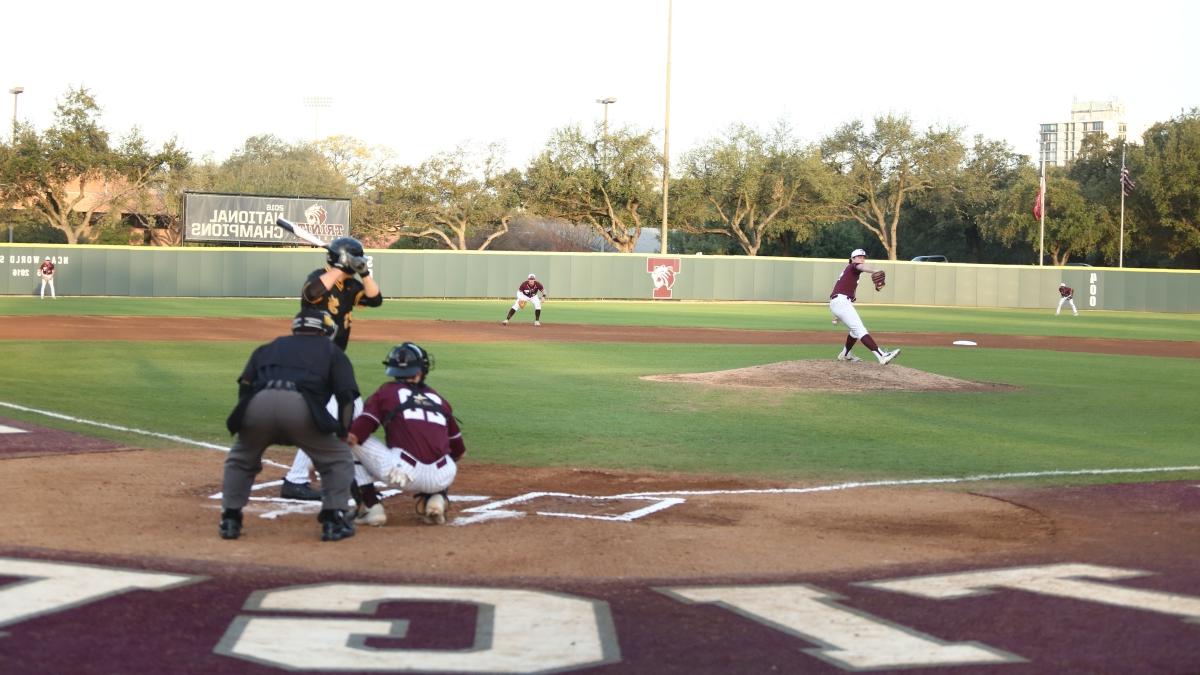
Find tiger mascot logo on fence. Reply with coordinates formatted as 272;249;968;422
647;258;681;299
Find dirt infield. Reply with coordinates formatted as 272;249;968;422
1;317;1198;673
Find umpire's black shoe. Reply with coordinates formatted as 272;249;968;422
318;509;356;542
281;479;322;501
219;508;243;540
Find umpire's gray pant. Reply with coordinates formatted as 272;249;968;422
222;389;354;512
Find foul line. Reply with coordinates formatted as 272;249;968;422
0;400;294;466
611;466;1200;499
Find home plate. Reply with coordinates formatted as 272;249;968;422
952;340;978;346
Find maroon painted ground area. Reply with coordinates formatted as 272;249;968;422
1;318;1198;672
0;417;125;458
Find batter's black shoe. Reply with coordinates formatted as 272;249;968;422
281;479;322;501
318;509;355;542
219;509;243;540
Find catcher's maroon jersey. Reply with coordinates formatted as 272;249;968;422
1059;285;1074;299
350;382;466;464
830;263;864;302
518;279;544;298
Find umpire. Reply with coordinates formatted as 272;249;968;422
219;307;360;542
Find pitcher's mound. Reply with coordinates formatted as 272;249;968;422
641;360;1016;393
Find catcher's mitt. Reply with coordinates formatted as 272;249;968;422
871;270;886;291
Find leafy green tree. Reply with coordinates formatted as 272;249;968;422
0;87;189;244
314;135;395;193
820;115;964;260
524;124;661;253
361;144;520;250
980;167;1106;265
673;123;831;256
1129;110;1200;267
200;135;352;198
901;136;1029;263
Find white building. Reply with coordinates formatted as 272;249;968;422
1039;99;1128;166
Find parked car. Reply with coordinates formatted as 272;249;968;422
911;255;948;263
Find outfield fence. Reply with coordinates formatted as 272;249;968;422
2;245;1197;312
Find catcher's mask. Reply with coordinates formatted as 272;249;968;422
384;342;433;379
292;308;337;339
326;236;365;267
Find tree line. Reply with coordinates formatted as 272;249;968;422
2;87;1197;268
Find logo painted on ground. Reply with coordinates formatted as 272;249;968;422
1;555;1198;672
0;416;124;459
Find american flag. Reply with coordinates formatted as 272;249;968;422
1120;166;1136;197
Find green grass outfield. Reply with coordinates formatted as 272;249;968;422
1;297;1197;486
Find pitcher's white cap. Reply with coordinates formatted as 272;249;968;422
528;273;537;279
850;249;867;258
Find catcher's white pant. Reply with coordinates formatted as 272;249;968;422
286;396;366;484
510;293;542;312
829;295;869;339
352;436;457;495
1056;297;1078;315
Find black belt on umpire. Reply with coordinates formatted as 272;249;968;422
399;450;448;469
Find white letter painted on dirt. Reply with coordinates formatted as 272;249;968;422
217;584;620;672
862;563;1200;619
660;584;1020;670
0;558;199;631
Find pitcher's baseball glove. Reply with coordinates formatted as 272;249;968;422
872;270;886;291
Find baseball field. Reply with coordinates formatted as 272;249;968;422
1;297;1198;673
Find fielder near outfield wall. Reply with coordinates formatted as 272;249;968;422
0;244;1197;311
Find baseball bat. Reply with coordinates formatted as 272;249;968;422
276;218;329;249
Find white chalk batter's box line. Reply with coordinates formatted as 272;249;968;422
5;401;1200;526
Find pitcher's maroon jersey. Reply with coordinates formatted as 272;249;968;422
830;263;864;301
1059;285;1074;299
350;382;466;463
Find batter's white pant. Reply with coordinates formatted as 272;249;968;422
286;396;366;484
829;295;868;339
352;436;457;496
1056;297;1078;315
40;276;55;298
510;293;542;312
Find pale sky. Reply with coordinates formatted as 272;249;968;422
3;0;1196;170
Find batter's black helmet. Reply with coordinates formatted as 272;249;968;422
383;342;432;379
292;307;337;339
326;236;365;269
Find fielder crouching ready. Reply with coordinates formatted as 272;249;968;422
219;308;360;542
347;342;466;526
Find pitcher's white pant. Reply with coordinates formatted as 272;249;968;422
286;396;365;484
40;276;56;298
1056;297;1078;315
829;295;868;338
510;293;542;312
352;436;457;495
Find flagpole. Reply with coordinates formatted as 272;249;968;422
1038;139;1046;266
1119;146;1126;268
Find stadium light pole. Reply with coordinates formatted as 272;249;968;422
596;97;616;138
660;0;672;255
302;95;332;140
9;86;22;143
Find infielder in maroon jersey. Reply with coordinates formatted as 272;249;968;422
829;249;900;365
346;342;466;526
281;237;384;504
1056;282;1079;316
501;273;547;326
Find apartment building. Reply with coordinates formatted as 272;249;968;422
1038;99;1128;166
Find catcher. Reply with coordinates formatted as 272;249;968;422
500;273;547;326
828;248;900;365
346;342;466;526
